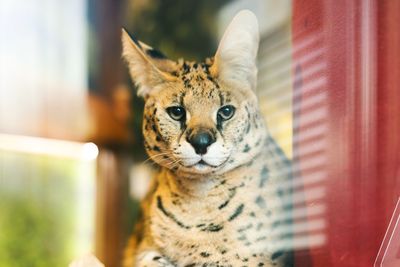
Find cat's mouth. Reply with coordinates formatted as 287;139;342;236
180;157;230;174
193;159;215;169
188;159;217;168
197;159;211;166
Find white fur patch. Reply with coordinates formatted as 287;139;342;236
202;140;229;166
175;139;201;166
175;138;229;170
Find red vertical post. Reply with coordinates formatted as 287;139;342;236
293;0;400;266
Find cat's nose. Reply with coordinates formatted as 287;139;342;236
187;130;216;155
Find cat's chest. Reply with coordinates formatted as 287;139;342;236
149;180;282;266
151;211;278;267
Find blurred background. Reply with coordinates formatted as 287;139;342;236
0;1;292;266
1;0;399;267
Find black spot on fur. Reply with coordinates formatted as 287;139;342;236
228;204;244;221
238;235;247;241
255;196;266;209
144;140;151;150
243;144;251;153
218;199;230;210
151;124;158;134
179;92;186;106
245;122;251;134
259;166;269;187
271;220;280;229
271;251;284;261
245;106;251;119
184;79;192;89
182;62;190;74
255;236;267;242
201;62;210;73
238;223;253;233
218;91;225;106
277;188;284;197
216;116;223;131
201;223;224;232
200;252;210;258
218;188;237;209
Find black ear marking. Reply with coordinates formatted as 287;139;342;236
124;29;142;49
146;48;167;59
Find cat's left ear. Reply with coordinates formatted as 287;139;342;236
121;29;177;98
210;10;259;91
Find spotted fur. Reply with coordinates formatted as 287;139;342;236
122;10;293;267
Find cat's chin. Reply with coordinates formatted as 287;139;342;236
172;157;233;177
176;163;217;175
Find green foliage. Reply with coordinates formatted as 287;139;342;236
0;153;91;267
124;0;231;60
0;195;71;267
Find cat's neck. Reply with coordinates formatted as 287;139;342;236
160;151;263;198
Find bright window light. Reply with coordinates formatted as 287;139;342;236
0;133;98;161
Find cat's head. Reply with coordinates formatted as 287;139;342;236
122;10;266;176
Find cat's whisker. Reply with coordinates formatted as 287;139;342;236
141;151;174;165
165;158;182;169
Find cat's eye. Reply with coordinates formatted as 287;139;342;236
166;106;186;121
217;105;236;120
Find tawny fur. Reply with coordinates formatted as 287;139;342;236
122;10;293;267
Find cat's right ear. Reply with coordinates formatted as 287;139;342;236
121;29;177;98
210;10;259;91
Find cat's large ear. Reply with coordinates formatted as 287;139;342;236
122;29;177;97
210;10;259;91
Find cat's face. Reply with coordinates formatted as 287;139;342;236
122;10;263;175
142;60;265;175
